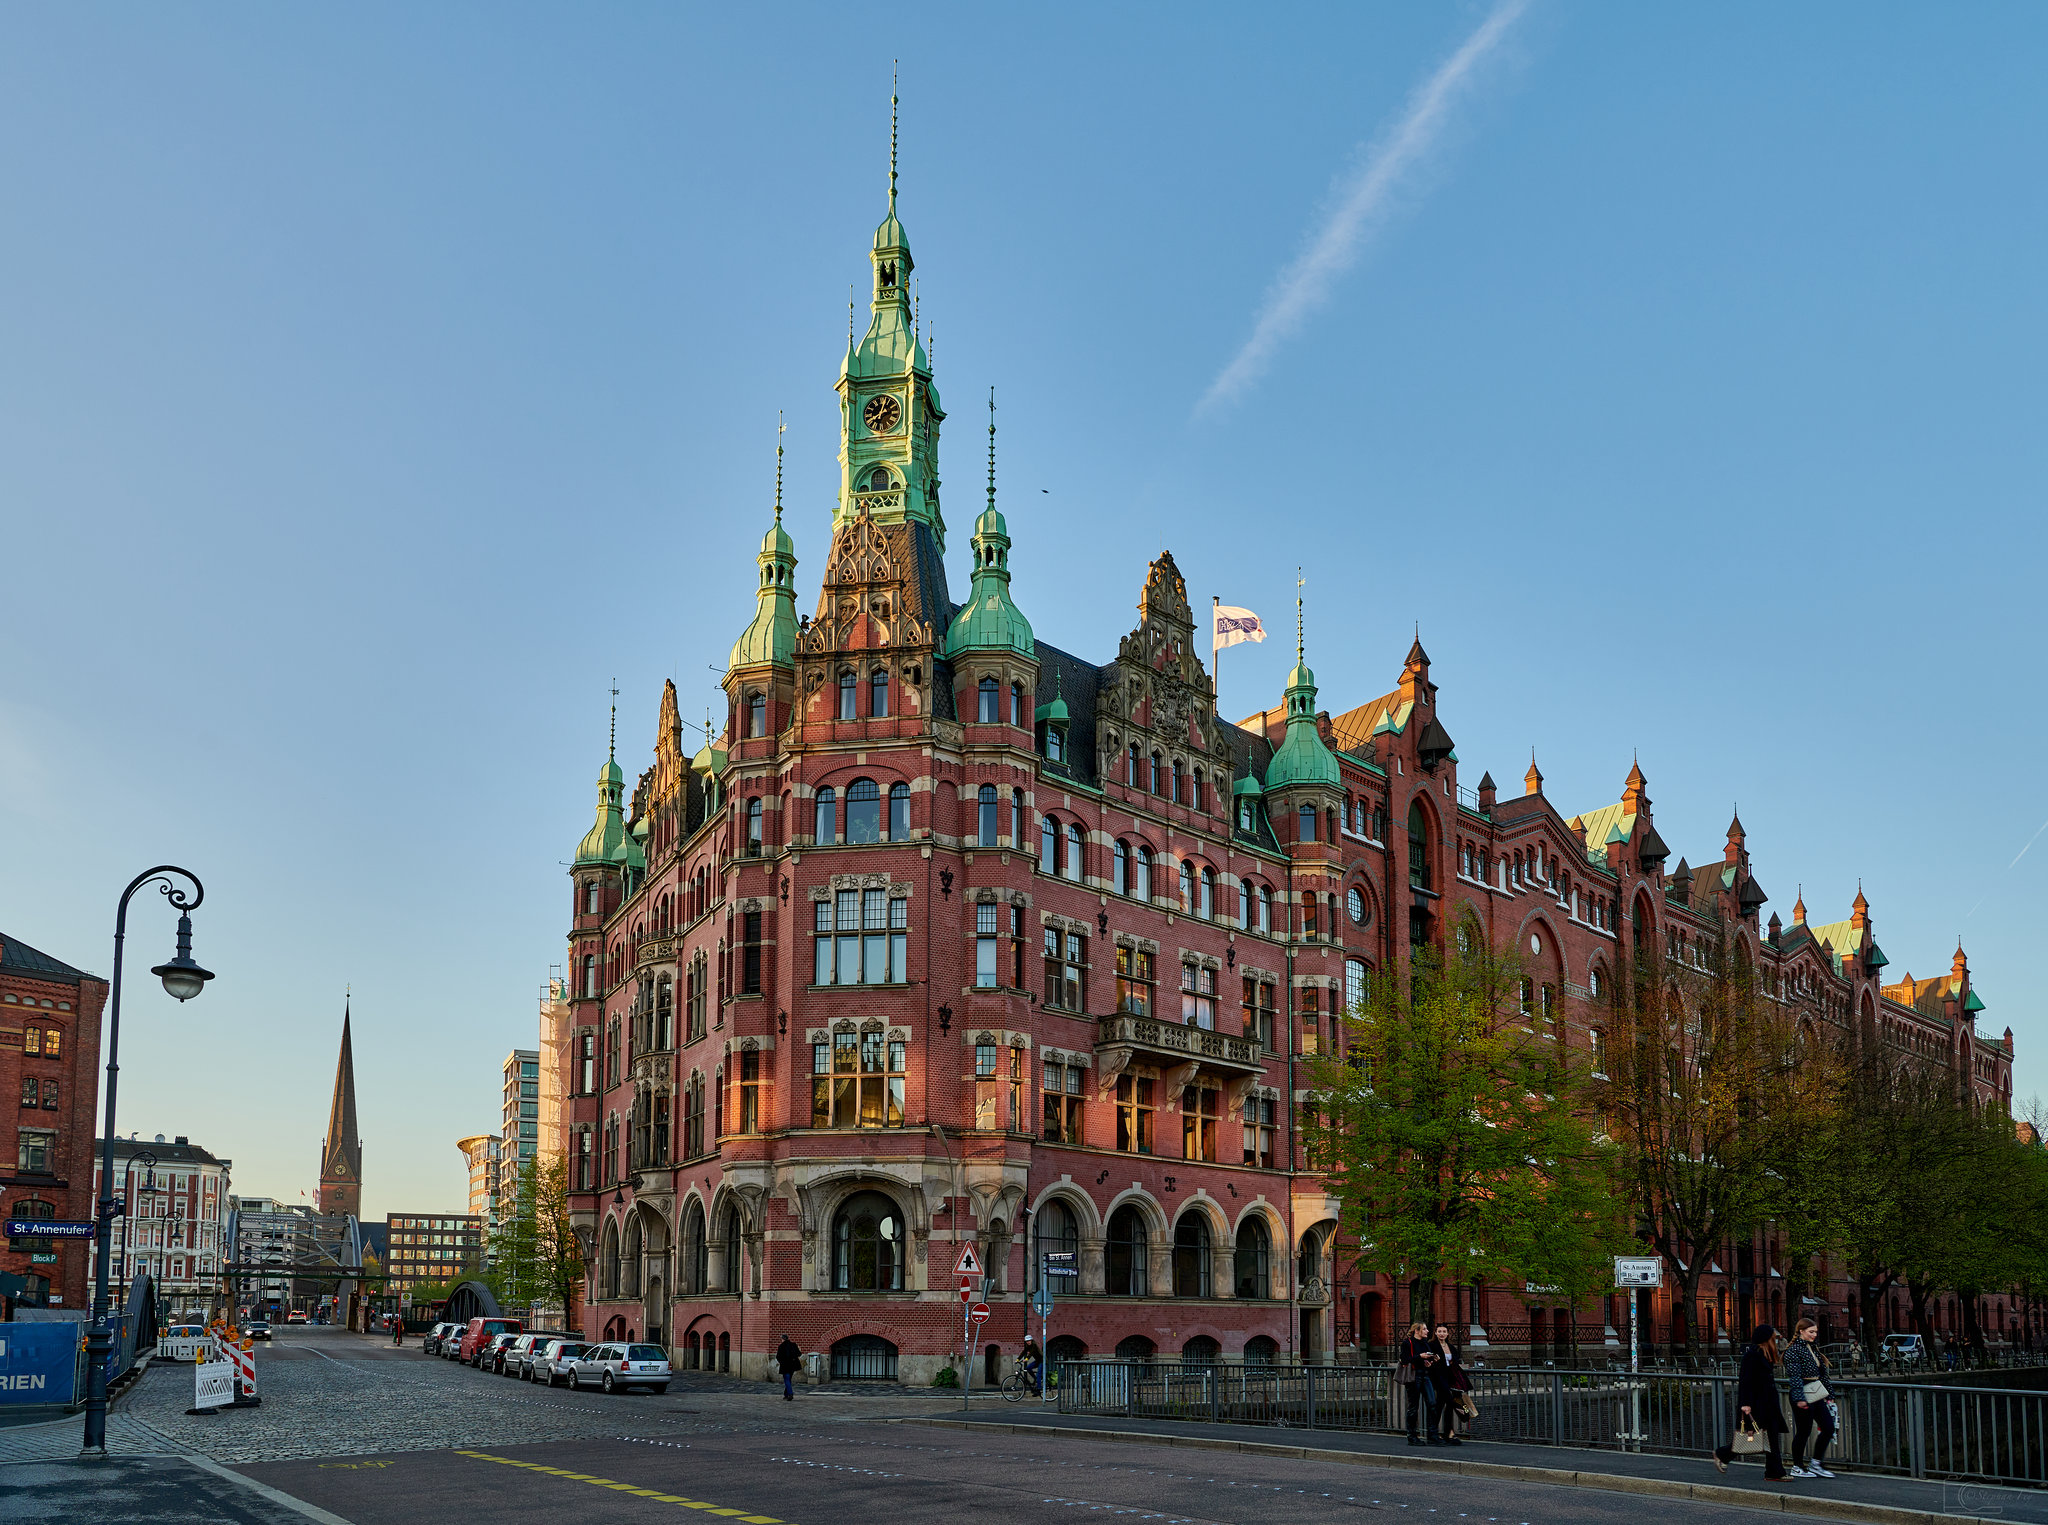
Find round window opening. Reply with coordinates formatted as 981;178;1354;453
1529;934;1542;955
1347;887;1369;926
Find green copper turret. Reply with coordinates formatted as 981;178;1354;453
945;390;1034;659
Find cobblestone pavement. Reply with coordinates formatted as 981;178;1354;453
0;1411;183;1463
113;1326;940;1465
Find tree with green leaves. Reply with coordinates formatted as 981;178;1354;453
1600;929;1794;1368
489;1155;542;1311
530;1152;585;1328
1305;934;1630;1331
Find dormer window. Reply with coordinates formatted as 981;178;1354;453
1044;725;1064;763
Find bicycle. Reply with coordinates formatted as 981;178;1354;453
1001;1365;1056;1402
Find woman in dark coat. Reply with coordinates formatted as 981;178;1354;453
1397;1321;1440;1445
1712;1325;1789;1481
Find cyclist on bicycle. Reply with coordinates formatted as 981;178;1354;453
1019;1336;1044;1396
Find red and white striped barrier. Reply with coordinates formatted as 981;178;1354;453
228;1340;259;1404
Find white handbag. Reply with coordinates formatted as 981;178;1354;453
1802;1379;1829;1403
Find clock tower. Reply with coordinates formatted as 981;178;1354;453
836;86;945;550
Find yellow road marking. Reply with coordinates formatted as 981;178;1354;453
454;1450;785;1522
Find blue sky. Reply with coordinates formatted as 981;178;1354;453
2;4;2042;1220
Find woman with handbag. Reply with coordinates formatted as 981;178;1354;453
1783;1317;1837;1478
1397;1321;1439;1446
1431;1322;1467;1445
1712;1324;1790;1481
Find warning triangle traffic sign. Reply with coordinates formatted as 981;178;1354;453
952;1244;982;1277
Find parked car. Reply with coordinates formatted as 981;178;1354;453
484;1332;525;1373
421;1322;456;1356
243;1320;272;1341
535;1339;588;1386
288;1312;308;1324
457;1316;524;1364
568;1342;672;1395
506;1332;570;1380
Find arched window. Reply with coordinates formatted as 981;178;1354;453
1408;800;1431;890
839;670;858;720
655;977;673;1050
1039;815;1057;873
1034;1199;1079;1270
1127;745;1141;786
1172;1214;1212;1297
746;691;766;738
1113;840;1129;896
1199;867;1215;919
582;953;596;997
1010;681;1024;725
1134;846;1153;903
622;1215;643;1297
831;1333;899;1380
1045;725;1064;763
717;1205;742;1293
1244;1334;1279;1365
1065;822;1084;883
682;1201;707;1294
600;1219;621;1298
1115;1334;1157;1360
978;677;1000;723
1234;1218;1272;1299
1106;1206;1149;1297
888;781;910;840
977;784;999;847
1345;958;1368;1014
585;881;599;915
1258;885;1273;935
1298;804;1317;842
867;465;892;491
1236;881;1250;929
1181;1335;1220;1365
814;786;837;845
1179;860;1195;912
870;669;889;719
1171;759;1184;803
832;1190;904;1291
745;797;763;857
847;778;882;843
1149;753;1162;794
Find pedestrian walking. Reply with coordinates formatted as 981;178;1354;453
1396;1321;1440;1446
1783;1317;1837;1479
392;1320;403;1347
1431;1322;1466;1445
1712;1324;1791;1482
776;1334;804;1401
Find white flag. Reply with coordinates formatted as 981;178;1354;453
1213;605;1267;652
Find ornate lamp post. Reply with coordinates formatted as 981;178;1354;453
82;867;212;1457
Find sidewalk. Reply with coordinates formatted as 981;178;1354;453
904;1408;2048;1525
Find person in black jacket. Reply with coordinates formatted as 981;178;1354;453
775;1334;803;1401
1430;1322;1466;1445
1397;1322;1440;1445
1712;1325;1790;1481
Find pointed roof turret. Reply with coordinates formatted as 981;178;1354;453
1524;752;1544;796
1263;585;1340;791
731;419;801;671
848;71;923;384
1792;886;1806;925
1851;882;1869;926
1671;856;1694;896
944;389;1034;660
1623;756;1649;810
574;698;633;868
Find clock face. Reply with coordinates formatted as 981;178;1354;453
863;394;902;434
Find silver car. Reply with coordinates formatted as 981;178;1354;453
508;1332;569;1380
534;1338;588;1386
569;1341;671;1394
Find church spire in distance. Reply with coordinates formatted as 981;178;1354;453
318;995;363;1222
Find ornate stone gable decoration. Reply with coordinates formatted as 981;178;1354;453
1099;552;1235;773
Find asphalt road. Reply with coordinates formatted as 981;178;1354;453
0;1326;1809;1525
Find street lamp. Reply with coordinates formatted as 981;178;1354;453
83;867;212;1457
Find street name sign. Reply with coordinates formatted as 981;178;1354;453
5;1220;92;1239
1614;1256;1663;1288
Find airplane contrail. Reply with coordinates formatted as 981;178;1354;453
1197;0;1531;414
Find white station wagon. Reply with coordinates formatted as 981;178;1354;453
568;1342;671;1394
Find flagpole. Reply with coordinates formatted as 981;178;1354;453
1212;595;1221;712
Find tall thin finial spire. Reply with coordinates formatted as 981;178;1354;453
1296;567;1305;662
609;680;618;759
889;61;899;210
986;387;997;512
849;285;855;340
774;411;785;519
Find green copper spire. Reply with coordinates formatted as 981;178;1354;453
944;388;1034;659
839;69;944;548
1262;572;1339;790
574;690;632;866
730;415;800;671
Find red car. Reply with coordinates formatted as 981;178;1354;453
457;1316;523;1364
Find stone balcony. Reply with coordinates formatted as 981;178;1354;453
1094;1013;1265;1083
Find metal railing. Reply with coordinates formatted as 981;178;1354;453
1054;1360;2048;1487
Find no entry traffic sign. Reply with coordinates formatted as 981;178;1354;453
968;1302;991;1325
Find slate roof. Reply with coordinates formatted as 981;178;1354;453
1;933;96;986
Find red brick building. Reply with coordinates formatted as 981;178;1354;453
2;933;107;1312
559;180;2020;1379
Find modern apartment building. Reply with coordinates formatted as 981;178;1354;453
503;1049;539;1185
383;1211;483;1301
